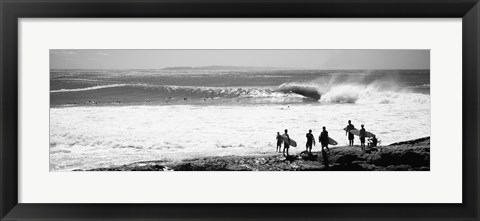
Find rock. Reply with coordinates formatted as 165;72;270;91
389;136;430;146
385;164;412;171
401;151;429;167
301;153;318;161
258;158;267;165
290;163;299;170
163;166;174;171
336;153;358;165
84;137;430;171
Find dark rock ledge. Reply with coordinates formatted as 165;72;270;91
79;137;430;171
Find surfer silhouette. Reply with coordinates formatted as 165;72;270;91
283;129;290;157
319;127;330;169
319;126;330;152
346;120;355;146
306;130;315;154
359;124;366;150
276;132;283;153
368;135;378;148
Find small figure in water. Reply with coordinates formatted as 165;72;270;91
346;120;355;146
359;124;366;150
319;126;330;152
305;129;315;154
276;132;283;153
368;135;378;148
282;129;290;157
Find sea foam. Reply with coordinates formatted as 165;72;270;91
50;101;430;171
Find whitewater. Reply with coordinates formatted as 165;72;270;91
49;69;430;171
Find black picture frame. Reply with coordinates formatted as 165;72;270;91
1;0;479;220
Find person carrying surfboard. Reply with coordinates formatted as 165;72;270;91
276;132;283;153
282;129;291;157
359;124;366;150
319;126;330;152
346;120;355;146
305;129;315;154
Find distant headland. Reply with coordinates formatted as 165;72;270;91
160;65;295;71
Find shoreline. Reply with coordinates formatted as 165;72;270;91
79;136;430;171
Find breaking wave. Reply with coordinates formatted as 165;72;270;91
51;84;297;99
51;84;128;93
319;84;430;104
276;79;430;105
277;83;321;100
51;80;430;105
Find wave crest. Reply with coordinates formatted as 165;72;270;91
51;84;128;93
51;84;298;99
276;83;321;100
274;77;430;105
51;81;430;105
319;84;430;105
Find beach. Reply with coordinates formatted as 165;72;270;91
80;137;430;171
49;69;430;171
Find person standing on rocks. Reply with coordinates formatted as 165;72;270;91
319;126;330;152
359;124;366;150
305;129;315;154
368;135;378;148
346;120;355;146
319;126;330;169
283;129;291;157
276;132;283;153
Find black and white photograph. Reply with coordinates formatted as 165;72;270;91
50;49;430;171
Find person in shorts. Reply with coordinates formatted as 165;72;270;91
276;132;283;153
359;124;366;150
319;126;330;152
346;120;355;146
305;129;315;154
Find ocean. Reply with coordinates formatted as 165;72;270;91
50;69;430;171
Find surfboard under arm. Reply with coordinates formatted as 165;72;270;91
281;134;297;147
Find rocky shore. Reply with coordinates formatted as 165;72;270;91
82;137;430;171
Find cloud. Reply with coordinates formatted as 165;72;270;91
50;50;78;55
96;52;109;56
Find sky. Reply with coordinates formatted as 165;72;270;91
50;49;430;70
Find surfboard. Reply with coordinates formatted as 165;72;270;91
343;128;375;138
281;134;297;147
328;137;338;145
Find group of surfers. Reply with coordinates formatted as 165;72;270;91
275;120;379;157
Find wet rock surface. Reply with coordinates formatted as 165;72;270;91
83;137;430;171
